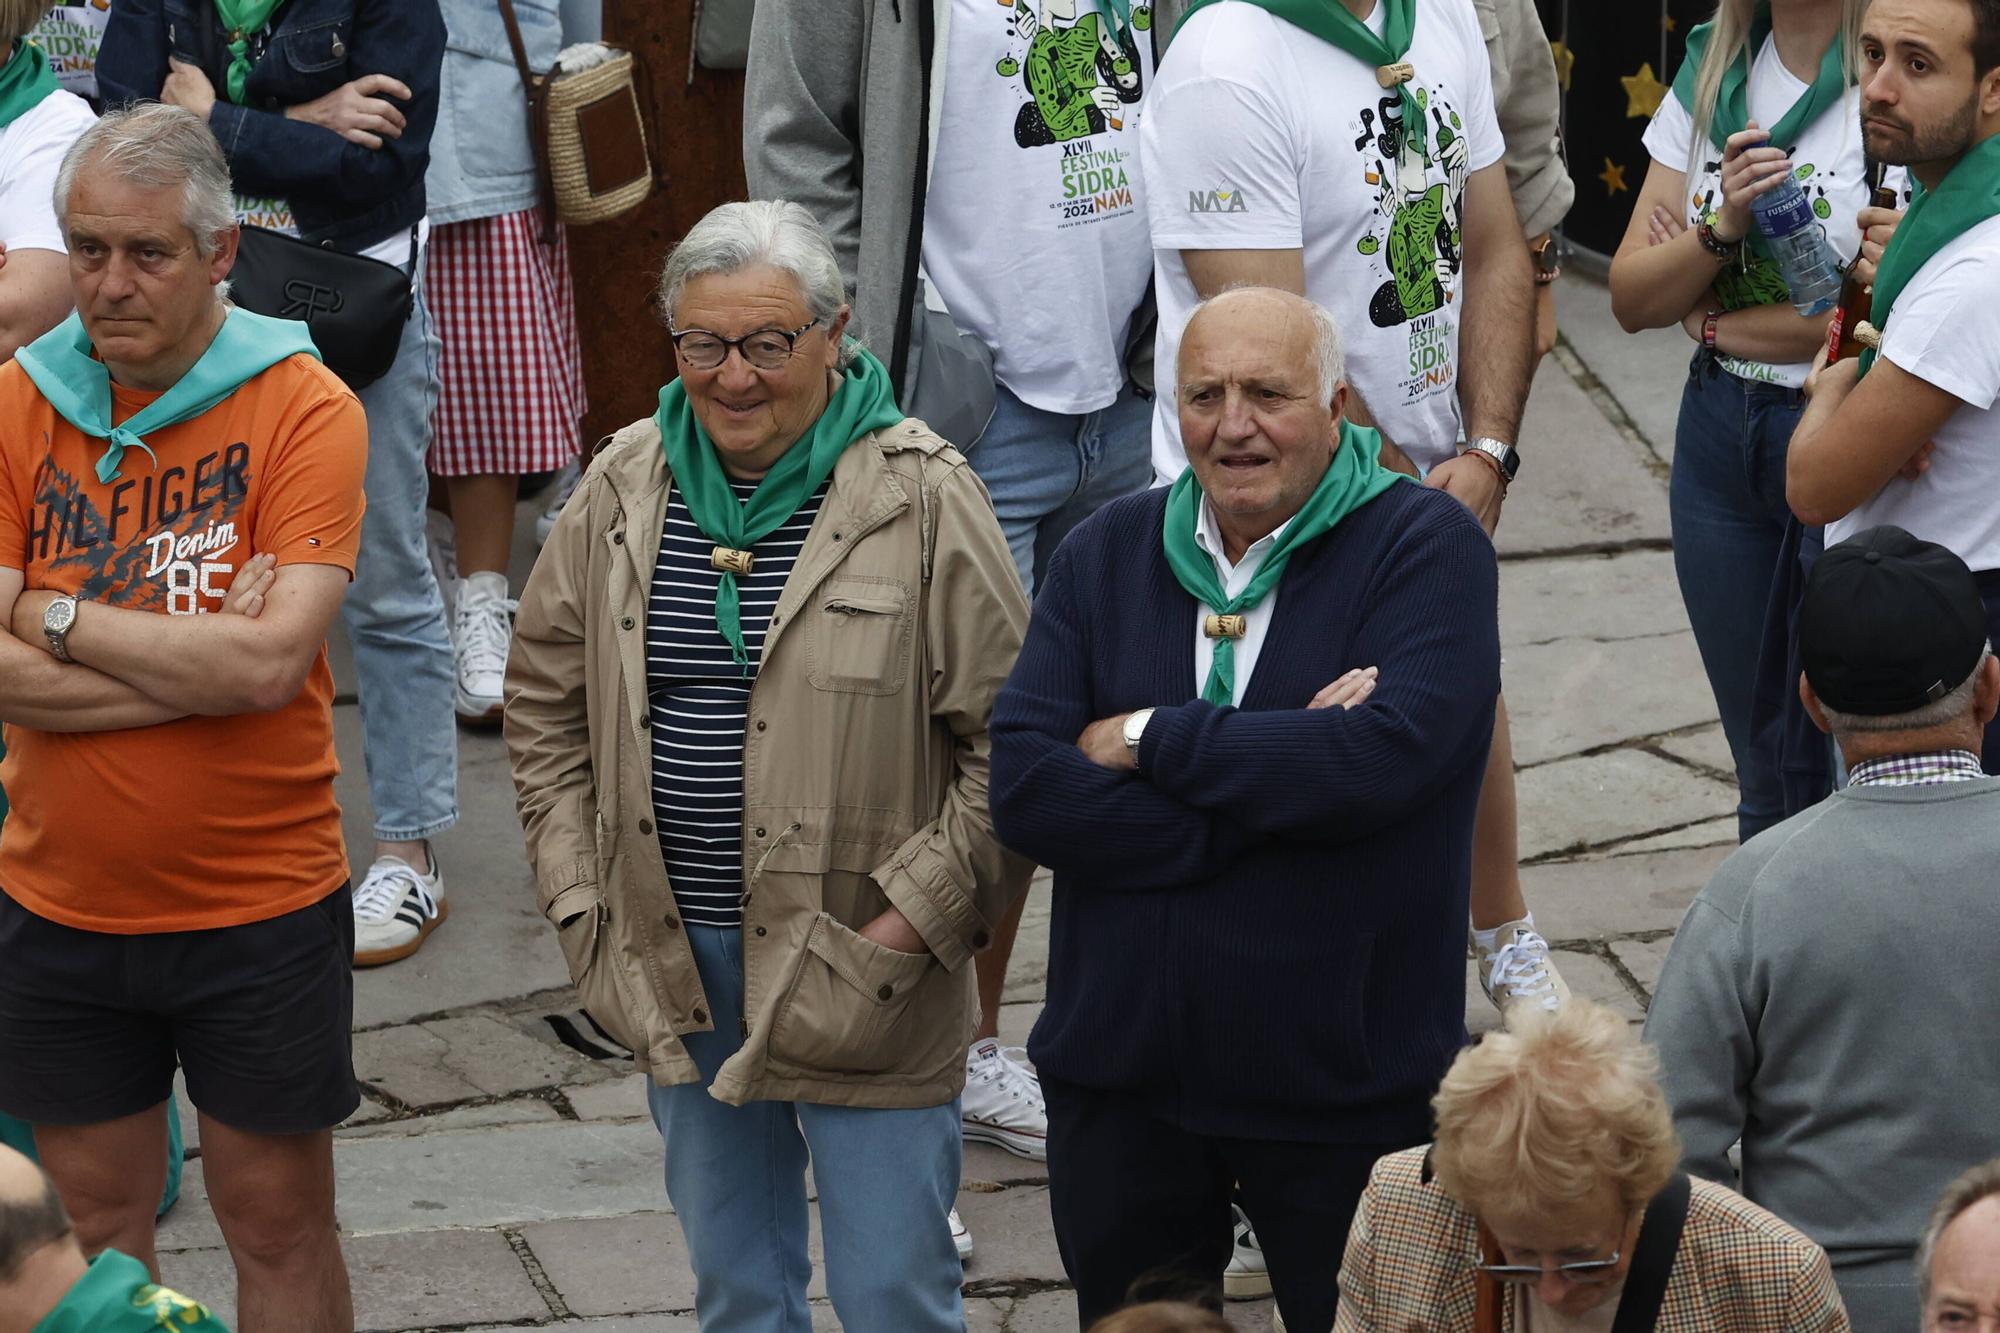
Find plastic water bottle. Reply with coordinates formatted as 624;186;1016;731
1751;172;1843;317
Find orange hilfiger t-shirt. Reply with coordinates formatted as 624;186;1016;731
0;353;367;934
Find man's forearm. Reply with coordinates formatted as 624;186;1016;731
1459;238;1536;443
31;597;308;716
0;632;184;731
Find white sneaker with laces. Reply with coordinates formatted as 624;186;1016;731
961;1038;1047;1160
1477;919;1571;1019
353;847;447;966
1224;1202;1272;1300
452;571;516;725
949;1207;973;1262
535;458;581;546
426;509;458;622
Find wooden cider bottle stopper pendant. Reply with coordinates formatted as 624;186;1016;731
1204;614;1247;640
1853;320;1882;350
711;546;755;576
1376;61;1415;88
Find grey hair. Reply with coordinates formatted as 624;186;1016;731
3;0;58;46
656;200;853;367
1917;1157;2000;1309
1819;647;1993;734
53;103;237;260
1188;286;1347;403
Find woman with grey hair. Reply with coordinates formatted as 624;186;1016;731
0;0;94;363
505;199;1031;1330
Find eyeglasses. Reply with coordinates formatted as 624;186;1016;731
1472;1252;1625;1286
668;319;822;371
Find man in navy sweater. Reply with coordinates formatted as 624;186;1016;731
991;288;1500;1331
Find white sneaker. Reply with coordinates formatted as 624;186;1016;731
535;458;581;546
425;509;458;623
353;846;447;967
949;1207;973;1262
1225;1202;1272;1300
1477;919;1572;1020
452;571;516;726
961;1038;1047;1160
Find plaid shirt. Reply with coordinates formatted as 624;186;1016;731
1845;749;1985;789
1335;1148;1853;1332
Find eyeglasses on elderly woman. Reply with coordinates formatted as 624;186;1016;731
1471;1249;1626;1285
668;318;824;371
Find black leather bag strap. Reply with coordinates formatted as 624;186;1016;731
1610;1172;1692;1333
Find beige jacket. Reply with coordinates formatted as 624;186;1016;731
503;414;1032;1108
1472;0;1574;239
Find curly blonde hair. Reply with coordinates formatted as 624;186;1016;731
1429;1001;1682;1219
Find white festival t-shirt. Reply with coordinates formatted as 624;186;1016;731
1142;0;1503;478
921;0;1157;414
1828;215;2000;572
28;4;110;101
0;89;96;253
1643;37;1909;390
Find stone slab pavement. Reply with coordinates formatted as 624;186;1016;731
150;275;1736;1330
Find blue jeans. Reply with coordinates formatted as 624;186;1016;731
647;927;964;1332
342;273;458;842
1669;352;1809;842
966;382;1153;595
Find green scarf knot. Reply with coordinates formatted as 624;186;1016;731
653;344;906;672
15;309;321;484
212;0;291;104
1174;0;1425;164
0;38;60;129
1859;134;2000;377
1162;420;1407;706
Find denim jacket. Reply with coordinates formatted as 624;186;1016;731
97;0;444;253
427;0;560;225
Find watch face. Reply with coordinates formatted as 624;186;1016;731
45;600;75;633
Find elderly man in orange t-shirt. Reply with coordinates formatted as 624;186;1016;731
0;105;365;1331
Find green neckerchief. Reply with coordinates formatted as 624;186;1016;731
1175;0;1424;163
0;38;60;128
32;1250;231;1333
212;0;290;104
15;308;320;484
1162;420;1406;706
1670;5;1849;260
654;343;905;671
1860;134;2000;377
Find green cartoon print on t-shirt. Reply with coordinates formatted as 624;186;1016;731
1008;0;1143;147
1351;92;1471;329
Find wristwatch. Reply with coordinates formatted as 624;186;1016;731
1529;234;1567;285
1462;437;1520;487
43;594;80;663
1122;707;1156;766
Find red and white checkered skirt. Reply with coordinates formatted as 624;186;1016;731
427;209;589;477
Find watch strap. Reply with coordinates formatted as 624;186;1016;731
43;595;77;663
1702;309;1721;350
1463;437;1519;485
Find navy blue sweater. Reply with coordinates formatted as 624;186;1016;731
990;481;1500;1144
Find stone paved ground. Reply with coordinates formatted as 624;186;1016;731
151;277;1733;1331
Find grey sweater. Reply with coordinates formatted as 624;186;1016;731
1645;779;2000;1333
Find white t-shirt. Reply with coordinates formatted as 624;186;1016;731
0;89;95;253
1642;37;1908;390
28;6;111;101
1193;498;1287;706
1142;0;1503;479
1828;215;2000;571
921;0;1156;414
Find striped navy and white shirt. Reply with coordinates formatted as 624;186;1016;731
646;476;827;929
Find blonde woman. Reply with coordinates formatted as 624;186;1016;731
1335;1002;1851;1331
1610;0;1891;843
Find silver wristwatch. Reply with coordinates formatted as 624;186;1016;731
1462;436;1520;486
43;594;80;663
1122;708;1156;766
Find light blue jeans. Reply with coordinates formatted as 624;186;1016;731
343;273;458;842
648;926;965;1332
966;381;1154;595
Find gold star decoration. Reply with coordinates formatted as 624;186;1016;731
1621;61;1669;118
1663;14;1677;32
1600;158;1629;195
1550;40;1575;92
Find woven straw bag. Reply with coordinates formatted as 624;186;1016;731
498;0;662;236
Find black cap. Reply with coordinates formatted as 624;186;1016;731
1800;526;1989;716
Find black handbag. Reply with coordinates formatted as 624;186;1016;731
228;224;418;390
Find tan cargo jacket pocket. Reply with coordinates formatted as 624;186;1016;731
767;912;935;1074
806;577;913;695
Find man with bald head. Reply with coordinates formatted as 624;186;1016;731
0;1145;223;1332
992;287;1501;1330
